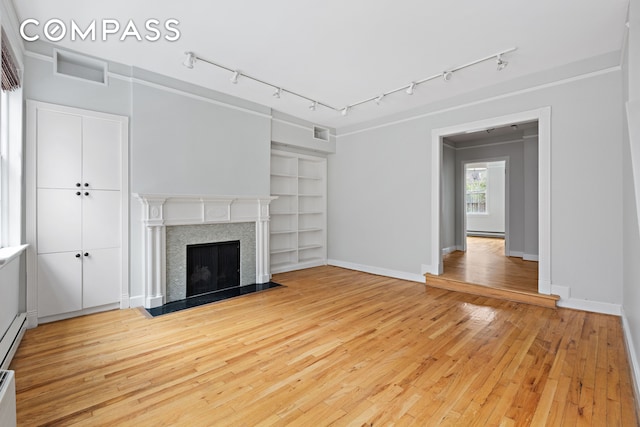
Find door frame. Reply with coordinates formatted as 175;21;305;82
430;107;551;295
460;157;509;255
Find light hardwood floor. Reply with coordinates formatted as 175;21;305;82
10;266;639;426
443;237;538;293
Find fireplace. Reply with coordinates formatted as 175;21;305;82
135;194;276;309
186;241;240;297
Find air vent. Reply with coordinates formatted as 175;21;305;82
313;126;329;142
54;49;107;85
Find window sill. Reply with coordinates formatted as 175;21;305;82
467;213;489;216
0;244;28;269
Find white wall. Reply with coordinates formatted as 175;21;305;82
441;145;456;251
466;161;505;235
329;69;623;305
622;0;640;403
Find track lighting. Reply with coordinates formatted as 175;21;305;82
183;52;195;69
181;47;516;117
496;54;508;71
406;82;416;95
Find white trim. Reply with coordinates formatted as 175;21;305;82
621;307;640;411
509;251;524;258
0;244;27;269
421;264;435;275
455;138;524;151
550;284;570;300
37;303;120;324
135;193;276;308
272;118;337;139
328;259;426;283
556;298;621;316
431;107;552;295
24;50;272;120
523;253;539;261
271;258;326;274
441;246;457;255
131;77;272;119
128;295;145;308
338;66;618;138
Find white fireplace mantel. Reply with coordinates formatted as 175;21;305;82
135;193;277;308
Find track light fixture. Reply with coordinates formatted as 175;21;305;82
406;82;416;95
181;47;516;117
183;51;196;69
496;54;508;71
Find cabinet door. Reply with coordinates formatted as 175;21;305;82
37;252;82;317
83;248;120;308
37;110;82;189
83;117;122;190
37;188;82;254
82;190;121;250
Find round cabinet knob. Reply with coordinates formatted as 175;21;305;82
84;192;90;196
75;253;81;258
76;183;81;187
84;183;89;187
76;191;81;196
84;252;89;257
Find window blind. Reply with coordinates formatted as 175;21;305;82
1;29;20;91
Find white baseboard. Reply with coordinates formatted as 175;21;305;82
328;259;425;283
441;246;457;255
38;303;120;324
550;284;570;300
129;295;145;308
556;298;621;316
508;251;524;258
523;253;539;261
621;307;640;411
421;264;436;275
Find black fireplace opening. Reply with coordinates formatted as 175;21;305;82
186;240;240;297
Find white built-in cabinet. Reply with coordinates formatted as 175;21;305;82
27;101;128;323
270;149;327;273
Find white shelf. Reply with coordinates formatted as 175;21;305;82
270;149;327;274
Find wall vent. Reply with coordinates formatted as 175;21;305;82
313;126;329;142
54;49;108;85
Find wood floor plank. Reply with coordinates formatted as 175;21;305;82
10;265;639;426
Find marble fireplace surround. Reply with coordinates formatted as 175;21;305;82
136;194;276;308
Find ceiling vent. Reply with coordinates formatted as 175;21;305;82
54;49;107;85
313;126;329;142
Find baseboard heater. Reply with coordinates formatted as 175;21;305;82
0;313;26;371
0;370;16;427
466;231;505;238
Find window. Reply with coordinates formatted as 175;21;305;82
466;166;487;214
0;27;22;248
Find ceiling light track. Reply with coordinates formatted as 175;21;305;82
182;47;516;117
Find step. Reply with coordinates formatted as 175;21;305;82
425;274;559;309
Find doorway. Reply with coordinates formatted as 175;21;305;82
430;108;551;295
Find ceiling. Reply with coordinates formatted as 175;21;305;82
12;1;629;130
445;121;538;147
